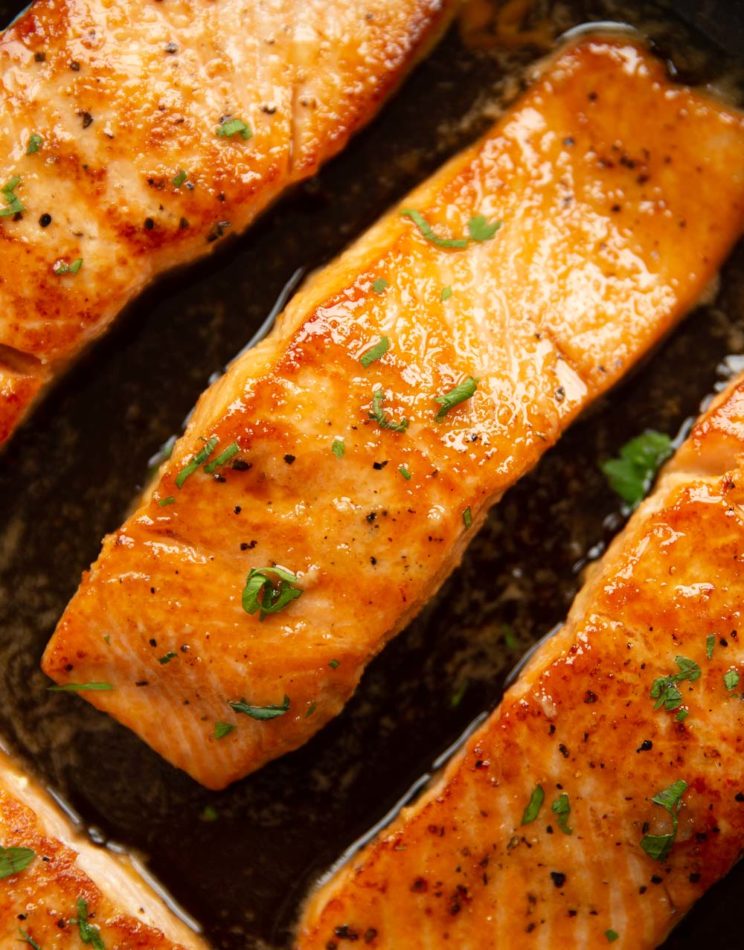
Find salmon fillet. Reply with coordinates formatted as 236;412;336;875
297;376;744;950
43;37;744;789
0;747;205;948
0;0;457;444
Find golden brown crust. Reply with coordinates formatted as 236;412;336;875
44;38;744;789
0;0;458;442
297;376;744;949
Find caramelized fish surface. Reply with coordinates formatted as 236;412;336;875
298;377;744;950
0;748;205;949
0;0;456;443
43;38;744;789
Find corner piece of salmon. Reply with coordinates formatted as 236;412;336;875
0;747;206;949
297;374;744;949
0;0;458;444
43;36;744;789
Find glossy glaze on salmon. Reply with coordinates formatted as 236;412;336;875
297;376;744;949
0;0;457;444
0;747;205;948
43;38;744;789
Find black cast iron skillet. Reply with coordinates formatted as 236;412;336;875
0;1;742;947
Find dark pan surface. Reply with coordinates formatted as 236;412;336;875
0;2;742;947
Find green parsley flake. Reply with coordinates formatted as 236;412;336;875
400;208;468;248
435;376;478;421
48;682;113;692
216;117;252;140
372;278;388;294
360;336;390;367
724;669;740;692
650;655;701;714
200;805;218;822
229;695;290;720
463;507;473;529
0;845;35;879
52;258;83;275
640;779;687;862
158;496;176;507
214;721;235;740
450;679;468;708
369;389;408;433
71;898;105;950
551;793;572;835
521;784;545;825
328;659;340;669
706;635;716;660
26;133;43;155
305;702;318;718
605;930;619;943
601;430;672;506
204;441;240;473
175;436;218;488
172;169;187;187
332;438;345;458
158;652;177;665
502;624;518;650
398;463;411;480
18;929;43;950
242;566;302;620
440;285;453;302
0;176;24;217
467;214;502;242
676;709;689;722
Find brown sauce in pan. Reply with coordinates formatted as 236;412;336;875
0;1;742;946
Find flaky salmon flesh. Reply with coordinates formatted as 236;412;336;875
0;747;205;949
43;37;744;789
298;374;744;950
0;0;457;443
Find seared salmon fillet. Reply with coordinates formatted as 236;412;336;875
43;38;744;789
0;747;205;948
0;0;457;444
297;376;744;950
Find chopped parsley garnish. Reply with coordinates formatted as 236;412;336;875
400;209;503;250
175;436;218;488
706;635;715;660
158;652;177;664
71;898;104;949
52;258;83;275
26;133;43;155
440;285;453;301
158;496;176;507
601;430;672;506
467;214;502;242
676;709;689;722
242;566;302;620
449;679;468;708
0;845;35;879
521;784;545;825
551;793;572;835
650;655;700;714
640;779;687;862
305;702;318;718
216;117;252;140
360;336;390;367
204;441;239;473
400;208;468;249
214;721;235;739
200;805;218;822
502;623;518;650
435;376;478;421
0;176;24;217
48;682;113;692
463;507;472;529
398;463;411;480
172;169;187;187
605;930;619;943
328;659;340;669
724;669;740;692
229;695;290;720
372;278;388;294
369;389;408;433
332;438;345;458
18;929;42;950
